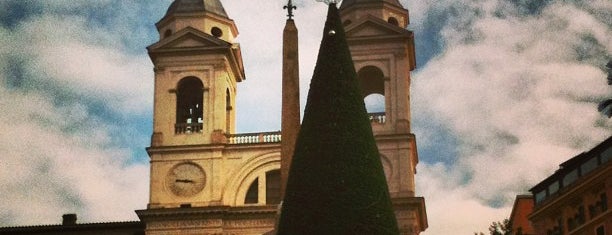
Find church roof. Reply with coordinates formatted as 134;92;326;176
165;0;228;18
339;0;403;9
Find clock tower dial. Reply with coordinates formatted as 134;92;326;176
166;162;206;197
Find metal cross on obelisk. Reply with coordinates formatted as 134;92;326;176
284;0;297;19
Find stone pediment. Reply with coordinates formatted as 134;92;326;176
345;16;410;38
148;27;231;52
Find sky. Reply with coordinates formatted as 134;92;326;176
0;0;610;234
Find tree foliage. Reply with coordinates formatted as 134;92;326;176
598;60;612;117
475;219;512;235
276;3;399;235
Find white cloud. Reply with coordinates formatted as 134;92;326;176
0;88;149;225
413;0;611;234
0;4;151;226
417;163;510;234
8;14;153;115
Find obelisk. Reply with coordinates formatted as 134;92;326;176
280;0;300;199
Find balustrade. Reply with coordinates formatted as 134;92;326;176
173;113;384;140
175;123;203;134
227;131;282;144
369;112;386;124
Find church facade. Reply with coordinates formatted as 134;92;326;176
0;0;427;234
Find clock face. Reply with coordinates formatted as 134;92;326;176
166;162;206;197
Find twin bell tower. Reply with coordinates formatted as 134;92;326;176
136;0;427;234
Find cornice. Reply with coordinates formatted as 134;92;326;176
340;2;409;17
529;164;611;220
392;196;428;231
374;132;416;142
0;221;143;232
147;142;281;155
156;12;238;36
346;33;413;45
136;205;277;221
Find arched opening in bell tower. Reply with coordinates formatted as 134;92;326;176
357;66;386;123
175;77;204;134
387;17;399;26
365;94;385;113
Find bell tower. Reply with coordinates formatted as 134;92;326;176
138;2;281;234
339;0;427;234
144;0;244;209
149;0;243;148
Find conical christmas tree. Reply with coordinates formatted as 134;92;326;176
276;3;399;235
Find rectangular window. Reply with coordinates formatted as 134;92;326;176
596;225;604;235
602;147;612;163
563;169;578;186
601;193;608;212
536;190;547;204
581;157;599;175
576;205;585;225
567;218;576;231
590;193;608;218
549;181;560;195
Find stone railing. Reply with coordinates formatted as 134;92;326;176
175;113;384;140
175;123;203;134
227;131;282;144
368;112;386;124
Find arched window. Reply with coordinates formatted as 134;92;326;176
226;89;232;133
243;169;281;205
265;170;281;205
388;17;399;26
175;77;203;134
244;178;258;204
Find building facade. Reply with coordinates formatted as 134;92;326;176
0;0;427;234
529;136;611;235
509;195;536;235
136;0;426;234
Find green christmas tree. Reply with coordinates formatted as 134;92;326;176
276;3;399;235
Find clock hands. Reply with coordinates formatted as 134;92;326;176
175;179;195;183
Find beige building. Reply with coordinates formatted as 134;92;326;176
135;0;427;234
